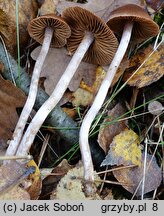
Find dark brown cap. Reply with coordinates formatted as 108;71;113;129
62;7;118;65
107;4;159;42
28;14;71;47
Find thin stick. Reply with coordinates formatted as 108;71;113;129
0;155;33;161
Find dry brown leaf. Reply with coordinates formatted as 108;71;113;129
57;0;144;20
31;46;97;95
123;43;164;88
40;159;73;199
98;103;128;154
113;152;162;196
101;129;142;167
0;0;38;56
0;162;30;200
61;66;106;107
0;75;26;146
39;0;60;15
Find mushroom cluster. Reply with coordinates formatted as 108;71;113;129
15;7;118;163
5;4;159;195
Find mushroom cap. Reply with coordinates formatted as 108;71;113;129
107;4;159;42
28;14;71;47
62;7;118;65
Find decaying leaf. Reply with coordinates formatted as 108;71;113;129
0;0;38;56
39;0;60;15
0;9;12;41
40;159;73;199
0;162;30;200
31;46;97;95
123;43;164;88
72;88;93;107
51;163;101;200
65;66;107;107
0;75;26;145
113;152;162;196
80;66;106;93
98;103;128;154
57;0;144;20
101;129;142;167
26;160;42;200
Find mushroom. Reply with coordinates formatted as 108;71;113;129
15;7;118;190
5;14;71;157
79;3;159;180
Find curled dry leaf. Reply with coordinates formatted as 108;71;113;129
123;43;164;88
101;129;142;167
0;162;30;200
31;46;97;95
0;75;26;146
0;0;38;56
113;152;162;196
98;103;128;154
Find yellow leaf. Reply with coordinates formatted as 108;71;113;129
26;160;42;200
123;43;164;88
80;66;106;94
101;129;142;166
72;88;93;107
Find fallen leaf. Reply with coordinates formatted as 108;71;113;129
113;152;162;196
101;129;142;166
72;88;93;107
0;0;38;56
123;43;164;88
39;159;73;199
62;107;77;119
0;75;26;145
70;66;107;107
57;0;144;21
51;163;101;200
80;66;106;93
0;9;12;41
98;103;128;154
0;162;30;200
39;0;60;15
31;46;97;95
26;160;42;200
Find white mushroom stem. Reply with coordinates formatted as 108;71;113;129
16;32;94;166
5;27;53;158
79;21;133;178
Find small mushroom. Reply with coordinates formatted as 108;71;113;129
5;14;71;158
79;4;159;180
15;7;118;192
